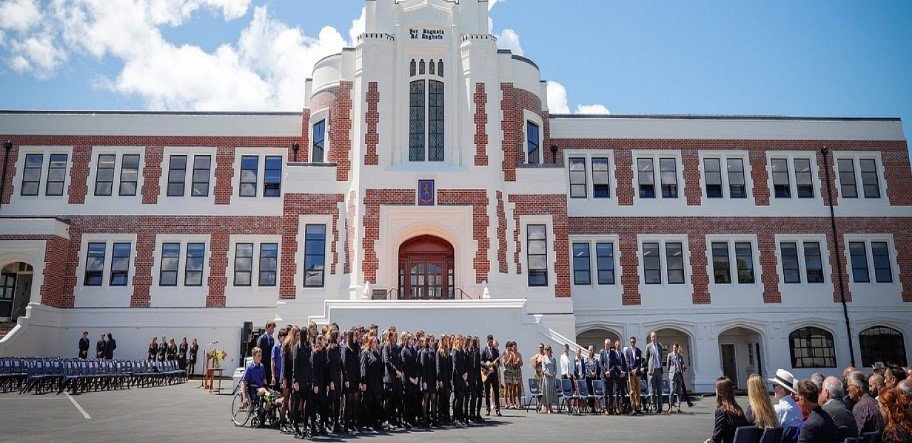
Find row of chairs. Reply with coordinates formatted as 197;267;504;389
524;377;679;414
0;358;187;395
733;425;881;443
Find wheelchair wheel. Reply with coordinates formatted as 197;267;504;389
231;391;252;426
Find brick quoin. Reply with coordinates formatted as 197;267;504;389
297;109;310;162
142;146;163;205
500;83;550;182
474;83;489;166
362;189;416;284
41;236;72;308
438;189;490;284
344;190;357;275
213;146;235;205
549;139;912;207
364;82;380;166
509;194;570;297
569;216;912;305
496;191;508;273
207;230;229;307
67;145;91;204
0;142;19;204
309;82;353;181
281;194;344;299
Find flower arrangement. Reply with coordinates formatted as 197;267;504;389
207;349;228;368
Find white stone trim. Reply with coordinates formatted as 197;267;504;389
12;146;73;200
74;234;137;308
636;234;694;307
84;147;145;203
226;234;281;308
150;234;211;308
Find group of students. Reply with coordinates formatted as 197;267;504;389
77;330;117;360
707;364;912;443
240;321;506;439
146;335;199;376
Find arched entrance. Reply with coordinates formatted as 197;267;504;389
1;262;33;321
397;235;454;300
576;328;621;352
650;327;695;391
718;326;765;391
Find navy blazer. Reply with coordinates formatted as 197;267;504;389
326;345;343;387
608;348;627;377
466;348;482;385
311;349;327;390
436;350;453;384
293;343;313;389
420;348;437;386
381;343;403;387
451;349;466;388
341;345;360;390
360;349;384;394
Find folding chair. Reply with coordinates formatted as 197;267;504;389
523;378;542;412
759;427;783;443
591;379;607;413
733;426;762;443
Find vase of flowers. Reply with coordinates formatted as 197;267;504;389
208;349;227;369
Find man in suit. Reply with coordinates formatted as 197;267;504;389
95;333;106;359
481;335;501;417
78;331;90;359
609;340;628;414
598;339;612;415
257;321;276;386
624;336;644;414
819;376;859;440
666;342;685;413
795;380;838;443
644;331;664;414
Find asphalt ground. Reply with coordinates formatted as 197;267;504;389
0;380;725;442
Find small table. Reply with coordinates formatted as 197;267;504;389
204;368;224;393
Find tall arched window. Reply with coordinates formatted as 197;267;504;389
789;326;836;368
408;59;445;162
859;326;907;367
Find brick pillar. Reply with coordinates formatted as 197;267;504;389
750;150;770;206
500;83;518;182
0;142;18;204
206;230;228;308
818;149;838;207
296;109;310;163
40;236;74;308
68;145;91;204
620;233;641;305
897;220;912;302
131;231;156;308
616;149;635;206
689;235;711;304
828;226;852;303
496;191;508;273
682;150;702;206
883;145;912;206
474;83;489;166
213;146;234;205
364;82;380;166
280;205;299;300
758;233;782;303
142;146;163;205
328;81;353;181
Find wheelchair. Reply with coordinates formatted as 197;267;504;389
230;382;280;428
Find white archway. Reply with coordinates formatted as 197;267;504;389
717;325;768;390
0;258;36;321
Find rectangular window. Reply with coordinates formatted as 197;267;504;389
849;242;870;283
304;225;326;287
568;157;587;198
94;154;116;196
666;242;685;284
780;242;801;283
428;80;444;162
794;158;814;198
711;242;731;284
660;158;678;198
409;80;426;162
264;156;282;197
184;243;205;286
643;242;661;284
233;243;253;287
637;158;655;198
771;158;791;198
191;155;211;197
859;159;880;198
46;153;68;196
84;242;105;286
838;158;857;198
596;242;615;285
527;224;548;286
572;243;590;285
259;243;278;287
21;153;43;196
167;155;187;196
239;155;258;197
526;122;540;165
704;158;723;198
159;243;181;286
110;243;131;286
119;154;140;196
803;241;824;283
735;242;755;284
728;158;746;198
312;120;325;163
591;157;610;198
871;242;892;283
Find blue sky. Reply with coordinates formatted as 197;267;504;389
1;0;910;140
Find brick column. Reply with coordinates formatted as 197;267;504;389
142;146;163;205
682;150;702;206
213;146;234;205
616;149;635;206
620;232;641;305
68;145;91;204
474;83;489;166
0;142;18;204
364;82;380;166
689;235;711;304
206;230;229;308
131;231;156;308
749;150;770;206
758;233;782;303
496;191;508;273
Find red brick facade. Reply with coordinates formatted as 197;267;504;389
362;189;416;284
280;194;344;299
213;146;234;205
474;83;489;166
67;145;91;204
364;82;380;166
496;191;508;274
438;190;490;284
309;82;354;181
501;83;550;181
509;194;571;297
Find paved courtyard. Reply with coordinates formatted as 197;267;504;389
1;381;722;442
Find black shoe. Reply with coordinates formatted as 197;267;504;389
687;402;694;408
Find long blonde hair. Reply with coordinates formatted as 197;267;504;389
747;374;778;429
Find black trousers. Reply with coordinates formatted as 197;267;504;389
437;384;451;420
483;373;500;412
384;385;402;425
471;383;483;416
363;391;383;428
404;387;421;425
304;390;322;431
452;384;465;420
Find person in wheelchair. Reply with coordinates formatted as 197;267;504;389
241;347;276;427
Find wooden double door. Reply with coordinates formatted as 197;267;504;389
398;235;455;300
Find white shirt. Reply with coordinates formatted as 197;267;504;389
774;395;803;428
559;353;571;377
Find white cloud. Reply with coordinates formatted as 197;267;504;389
488;0;505;11
0;0;41;32
547;81;610;115
488;17;522;55
349;6;365;47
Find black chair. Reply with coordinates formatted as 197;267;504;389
523;378;541;412
860;432;880;443
759;427;783;443
733;425;762;443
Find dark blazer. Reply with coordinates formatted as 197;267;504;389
360;349;384;395
256;333;274;365
710;408;751;443
797;407;838;443
157;342;167;360
467;348;481;386
104;338;116;360
326;345;343;393
167;344;177;361
451;349;466;390
178;343;188;360
79;337;90;358
188;344;198;364
608;348;626;377
401;345;420;393
420;348;437;388
822;400;859;440
381;343;403;388
481;345;499;372
436;349;453;384
311;348;328;392
282;345;294;386
624;346;643;376
148;344;158;360
96;339;106;358
293;343;313;390
342;345;360;392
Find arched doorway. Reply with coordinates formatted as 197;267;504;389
397;235;454;300
718;326;765;391
649;327;695;391
576;328;621;352
1;262;33;321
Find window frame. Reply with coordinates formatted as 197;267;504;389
83;242;106;286
526;224;548;287
239;155;258;197
568;157;587;198
166;155;187;197
45;153;68;196
190;155;211;197
789;326;837;369
303;224;327;288
109;242;132;287
526;121;541;165
312;119;326;163
595;242;616;285
572;242;591;285
184;242;206;287
407;59;446;163
233;242;254;287
20;153;43;196
94;154;117;196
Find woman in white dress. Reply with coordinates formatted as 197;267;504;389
541;345;557;414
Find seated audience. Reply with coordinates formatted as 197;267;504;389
745;374;778;429
819;376;859;440
846;370;886;434
705;377;750;443
877;387;912;443
794;380;837;443
768;369;803;429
